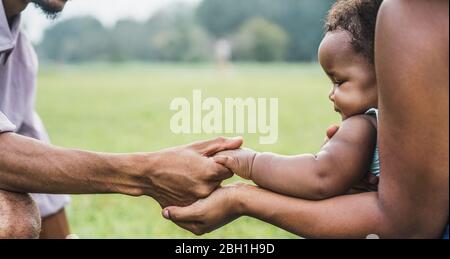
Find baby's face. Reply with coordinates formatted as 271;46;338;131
318;31;378;120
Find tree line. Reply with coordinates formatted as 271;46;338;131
37;0;334;63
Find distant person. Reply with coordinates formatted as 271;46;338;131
164;0;449;239
0;0;242;239
214;39;232;71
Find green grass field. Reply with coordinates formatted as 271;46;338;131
36;63;339;238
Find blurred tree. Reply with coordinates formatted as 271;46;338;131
197;0;334;61
196;0;261;37
36;0;334;63
38;16;111;62
109;19;152;62
148;4;212;62
233;17;288;62
37;3;212;63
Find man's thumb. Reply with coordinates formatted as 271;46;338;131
162;208;171;219
163;206;197;222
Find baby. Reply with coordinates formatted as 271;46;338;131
214;0;383;200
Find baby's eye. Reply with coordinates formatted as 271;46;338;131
334;81;344;87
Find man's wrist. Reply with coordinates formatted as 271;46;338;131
101;151;160;197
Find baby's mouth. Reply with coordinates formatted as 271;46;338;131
334;106;341;113
334;107;347;120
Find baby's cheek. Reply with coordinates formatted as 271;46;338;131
334;93;348;110
334;96;358;118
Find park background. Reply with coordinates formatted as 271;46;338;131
23;0;340;238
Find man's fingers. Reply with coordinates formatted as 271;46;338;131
202;137;243;156
189;137;243;156
163;206;200;222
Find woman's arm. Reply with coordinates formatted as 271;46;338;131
239;185;384;238
373;0;449;237
164;184;386;238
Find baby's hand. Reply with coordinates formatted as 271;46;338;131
213;149;257;180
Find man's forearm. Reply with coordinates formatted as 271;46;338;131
235;185;417;239
0;133;153;196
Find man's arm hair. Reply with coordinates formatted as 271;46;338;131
0;132;242;207
0;132;139;195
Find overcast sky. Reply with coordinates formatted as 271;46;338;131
22;0;201;43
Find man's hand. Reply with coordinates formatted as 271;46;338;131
213;149;258;180
0;133;243;209
140;137;243;208
162;184;245;236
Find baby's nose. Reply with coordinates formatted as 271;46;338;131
328;88;336;102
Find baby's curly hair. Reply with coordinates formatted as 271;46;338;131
325;0;383;64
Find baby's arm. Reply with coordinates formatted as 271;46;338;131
215;115;377;200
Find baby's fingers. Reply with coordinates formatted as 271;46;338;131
213;156;236;170
213;156;252;180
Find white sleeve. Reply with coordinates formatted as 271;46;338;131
0;111;16;133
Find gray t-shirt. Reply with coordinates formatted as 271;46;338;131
0;2;69;217
0;4;42;139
